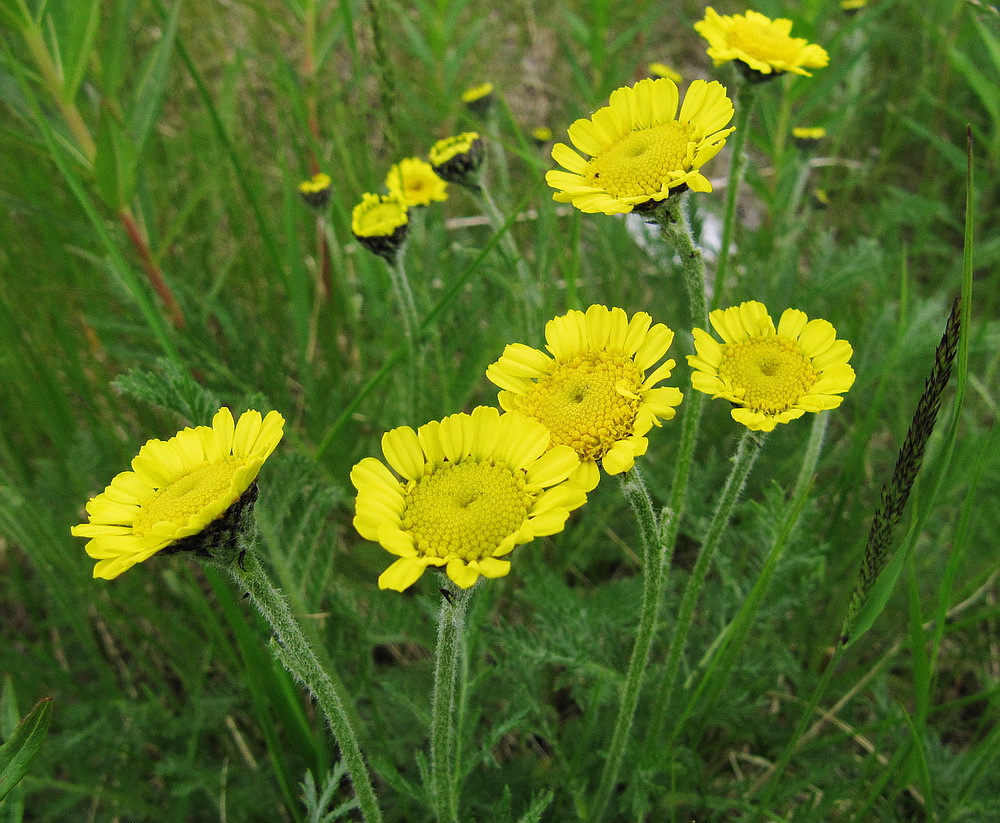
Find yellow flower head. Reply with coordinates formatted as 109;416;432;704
647;62;682;83
695;7;830;78
688;301;855;432
545;78;735;215
840;0;867;14
386;157;448;207
351;406;587;592
461;82;494;103
486;305;684;491
71;408;285;580
530;126;554;145
429;132;484;186
298;172;332;208
351;192;409;261
792;126;827;141
461;82;494;106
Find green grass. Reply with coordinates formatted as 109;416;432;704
2;0;999;820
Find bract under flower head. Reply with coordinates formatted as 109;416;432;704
429;132;484;186
71;408;285;579
386;157;448;207
688;301;855;432
486;305;684;491
695;7;829;78
545;78;735;215
351;406;586;592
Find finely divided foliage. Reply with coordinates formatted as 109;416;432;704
3;0;988;821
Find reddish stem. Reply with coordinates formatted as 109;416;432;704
119;208;186;329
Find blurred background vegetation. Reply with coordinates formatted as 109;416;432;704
1;0;998;820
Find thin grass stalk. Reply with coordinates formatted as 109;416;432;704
227;549;383;823
590;465;665;822
430;581;473;823
710;81;756;312
646;427;767;744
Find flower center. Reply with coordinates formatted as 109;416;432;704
402;461;530;561
728;19;800;62
585;122;696;198
718;337;819;414
515;351;644;461
357;202;406;237
133;460;243;533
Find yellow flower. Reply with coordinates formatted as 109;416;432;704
791;126;826;141
840;0;867;14
386;157;448;207
530;126;553;145
486;305;683;491
351;406;586;592
647;62;682;83
298;172;332;208
545;78;735;215
694;7;829;78
461;82;494;107
351;192;409;261
688;301;855;432
71;408;285;580
429;132;484;186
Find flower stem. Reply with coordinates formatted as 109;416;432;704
590;465;666;822
387;249;424;417
227;550;383;823
654;196;708;330
430;581;473;823
474;184;540;316
646;428;767;744
711;81;756;312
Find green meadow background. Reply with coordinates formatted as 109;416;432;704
1;0;998;820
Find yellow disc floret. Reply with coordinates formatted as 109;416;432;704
71;408;285;579
487;305;683;490
717;337;819;416
351;406;587;592
688;301;855;432
694;7;829;78
403;461;530;562
514;352;645;462
546;78;735;215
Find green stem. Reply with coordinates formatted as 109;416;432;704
475;184;539;314
711;82;756;313
590;466;666;822
387;249;423;418
430;581;473;823
646;428;767;744
653;196;708;330
227;551;383;823
666;413;829;749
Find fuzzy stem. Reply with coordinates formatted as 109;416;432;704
387;249;423;417
711;81;756;312
475;184;539;314
590;465;666;822
647;428;767;742
430;581;473;823
653;197;708;330
228;550;383;823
